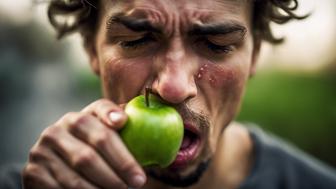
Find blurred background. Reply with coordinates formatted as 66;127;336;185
0;0;335;169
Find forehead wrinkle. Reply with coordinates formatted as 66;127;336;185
127;7;165;25
117;6;181;36
181;2;245;16
104;0;249;36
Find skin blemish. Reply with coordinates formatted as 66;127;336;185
196;63;237;88
196;64;208;80
207;64;236;88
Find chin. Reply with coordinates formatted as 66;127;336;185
146;158;212;187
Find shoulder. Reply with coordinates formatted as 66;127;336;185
239;123;336;189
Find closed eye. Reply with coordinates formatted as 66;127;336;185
204;39;233;54
197;37;233;54
119;33;156;49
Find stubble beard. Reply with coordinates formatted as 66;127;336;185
146;158;212;187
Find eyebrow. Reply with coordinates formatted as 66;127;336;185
188;23;247;36
106;15;162;33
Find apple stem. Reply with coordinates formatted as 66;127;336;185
145;87;151;107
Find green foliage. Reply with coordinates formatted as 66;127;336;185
237;71;336;167
75;69;101;99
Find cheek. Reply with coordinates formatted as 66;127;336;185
209;63;247;95
198;63;240;89
196;62;247;111
196;61;248;139
101;57;152;103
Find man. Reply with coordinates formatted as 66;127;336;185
2;0;334;189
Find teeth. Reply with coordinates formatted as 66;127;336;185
181;134;192;149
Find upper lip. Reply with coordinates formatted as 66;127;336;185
183;122;201;137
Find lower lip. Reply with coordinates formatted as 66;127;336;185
169;130;201;169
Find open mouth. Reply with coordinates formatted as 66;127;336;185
169;123;201;169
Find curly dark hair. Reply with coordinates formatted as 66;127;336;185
47;0;308;46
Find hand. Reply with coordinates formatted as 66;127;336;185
22;99;147;189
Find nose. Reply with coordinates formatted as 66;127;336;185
151;38;197;104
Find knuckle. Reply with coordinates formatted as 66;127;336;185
66;112;85;125
73;148;96;169
73;114;92;126
23;164;40;179
63;112;78;119
67;113;92;131
61;112;79;124
93;132;110;149
22;168;36;188
118;160;137;174
29;146;47;162
40;126;60;145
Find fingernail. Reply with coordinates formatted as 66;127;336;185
131;174;146;188
109;111;123;123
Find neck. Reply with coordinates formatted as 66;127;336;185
212;122;254;189
144;122;254;189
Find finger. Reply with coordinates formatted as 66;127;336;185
23;163;61;189
40;123;128;189
81;99;127;130
66;114;146;188
31;144;98;189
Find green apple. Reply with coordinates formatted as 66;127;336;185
120;94;184;168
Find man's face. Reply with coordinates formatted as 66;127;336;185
90;0;256;187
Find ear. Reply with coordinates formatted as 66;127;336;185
85;41;100;76
249;39;261;78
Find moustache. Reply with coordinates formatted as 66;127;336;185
173;103;210;130
146;87;210;130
